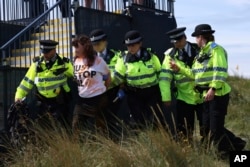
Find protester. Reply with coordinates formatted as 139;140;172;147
71;34;111;138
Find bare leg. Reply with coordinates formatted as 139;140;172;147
134;0;143;5
98;0;105;11
85;0;92;8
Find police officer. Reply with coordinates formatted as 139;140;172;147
89;29;124;139
159;27;203;142
113;30;163;130
15;40;74;127
170;24;246;156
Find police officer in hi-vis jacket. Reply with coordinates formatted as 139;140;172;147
89;29;124;140
15;40;74;126
159;27;203;142
113;30;164;130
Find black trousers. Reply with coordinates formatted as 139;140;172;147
176;100;203;139
72;93;108;134
126;85;164;129
202;93;245;152
104;86;124;139
29;94;69;129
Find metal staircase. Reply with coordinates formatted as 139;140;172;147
8;18;75;68
0;0;74;130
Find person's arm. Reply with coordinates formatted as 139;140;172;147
113;56;126;86
104;72;111;88
65;60;74;78
205;47;228;101
159;54;173;106
170;59;195;79
99;57;111;89
209;47;228;90
15;63;37;101
151;54;161;75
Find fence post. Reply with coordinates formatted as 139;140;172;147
0;50;10;130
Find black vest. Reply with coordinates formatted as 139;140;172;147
169;42;199;68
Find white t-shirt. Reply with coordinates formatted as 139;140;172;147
74;56;110;98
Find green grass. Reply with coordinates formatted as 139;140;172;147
1;76;249;167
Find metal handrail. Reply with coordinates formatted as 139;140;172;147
0;0;64;51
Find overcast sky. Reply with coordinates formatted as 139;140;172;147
174;0;250;78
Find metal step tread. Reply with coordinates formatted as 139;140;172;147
21;37;72;46
12;44;72;52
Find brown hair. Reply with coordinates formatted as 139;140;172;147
72;34;96;66
202;34;215;43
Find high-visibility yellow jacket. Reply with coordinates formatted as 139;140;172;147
102;49;122;89
159;45;202;104
15;54;74;99
113;48;161;88
179;41;231;97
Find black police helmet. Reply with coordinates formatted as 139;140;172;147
39;40;58;54
89;29;107;44
123;30;143;45
166;27;186;43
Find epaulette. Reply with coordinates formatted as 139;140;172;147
116;50;123;58
57;55;70;64
165;48;176;59
109;49;122;58
109;49;117;54
146;48;157;55
164;48;174;55
210;42;218;49
123;51;129;62
107;49;115;56
33;56;41;62
190;42;199;50
62;57;70;63
141;48;151;62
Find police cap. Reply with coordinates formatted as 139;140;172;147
89;29;107;44
166;27;186;43
124;30;143;45
191;24;215;37
39;40;58;54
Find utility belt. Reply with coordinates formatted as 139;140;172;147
126;84;158;93
194;85;210;94
35;91;65;105
35;92;58;103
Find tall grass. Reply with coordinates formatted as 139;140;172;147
3;126;224;167
1;76;249;167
